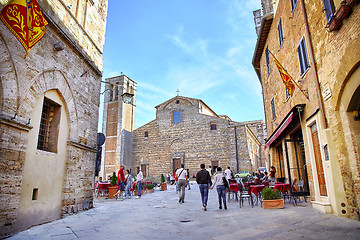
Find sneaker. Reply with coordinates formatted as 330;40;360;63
114;195;118;200
136;196;140;199
224;203;227;210
219;205;222;209
179;199;182;203
203;205;207;211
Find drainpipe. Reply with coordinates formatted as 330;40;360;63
234;125;239;173
300;0;328;128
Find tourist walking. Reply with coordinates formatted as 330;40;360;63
136;167;143;199
186;169;191;190
175;164;188;203
114;165;125;200
196;163;212;211
124;169;133;199
210;167;228;210
225;166;232;183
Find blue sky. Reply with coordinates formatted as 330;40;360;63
100;0;264;130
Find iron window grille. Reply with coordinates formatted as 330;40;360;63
37;97;61;152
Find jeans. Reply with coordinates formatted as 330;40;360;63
198;183;209;206
216;185;227;206
137;181;142;197
125;183;131;198
177;179;186;201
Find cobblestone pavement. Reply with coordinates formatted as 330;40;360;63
9;182;360;240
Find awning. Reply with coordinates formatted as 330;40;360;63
265;112;294;149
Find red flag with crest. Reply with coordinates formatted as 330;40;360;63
0;0;48;58
270;51;296;96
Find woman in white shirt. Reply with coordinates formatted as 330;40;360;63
210;167;228;210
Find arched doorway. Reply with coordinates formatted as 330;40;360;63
16;89;69;231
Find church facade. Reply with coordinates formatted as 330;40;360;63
133;96;265;178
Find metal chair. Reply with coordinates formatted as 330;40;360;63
227;183;239;202
239;182;252;208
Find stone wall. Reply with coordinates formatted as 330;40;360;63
253;0;360;220
0;0;108;237
305;1;360;220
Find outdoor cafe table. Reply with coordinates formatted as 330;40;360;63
274;183;290;194
249;184;265;207
244;181;257;188
95;182;111;197
228;184;239;201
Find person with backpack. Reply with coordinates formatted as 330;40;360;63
196;163;212;211
175;164;188;203
210;167;229;210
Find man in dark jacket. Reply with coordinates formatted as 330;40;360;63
196;163;212;211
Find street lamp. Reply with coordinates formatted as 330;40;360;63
121;92;134;104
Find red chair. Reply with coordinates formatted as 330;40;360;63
97;183;110;197
227;184;239;202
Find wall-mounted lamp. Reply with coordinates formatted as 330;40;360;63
54;42;64;51
121;92;134;104
353;111;359;121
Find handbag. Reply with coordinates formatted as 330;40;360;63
223;174;229;189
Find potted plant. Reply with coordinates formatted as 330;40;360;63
262;187;284;209
146;183;154;193
160;174;167;191
134;182;143;196
108;172;118;199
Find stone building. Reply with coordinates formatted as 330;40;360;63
132;96;265;179
100;75;136;179
252;0;359;219
0;0;108;237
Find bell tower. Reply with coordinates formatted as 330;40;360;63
100;75;136;179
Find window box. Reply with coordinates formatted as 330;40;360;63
336;4;352;19
346;0;359;7
328;17;342;31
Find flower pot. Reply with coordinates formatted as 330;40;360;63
146;189;154;194
108;186;118;199
134;190;143;196
263;199;284;209
161;182;167;191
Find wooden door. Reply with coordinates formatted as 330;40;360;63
311;124;327;196
211;161;219;173
173;158;181;173
141;164;147;178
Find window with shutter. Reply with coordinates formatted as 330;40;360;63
271;98;276;120
297;37;310;76
278;19;284;47
291;0;298;12
266;47;270;75
322;0;334;23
